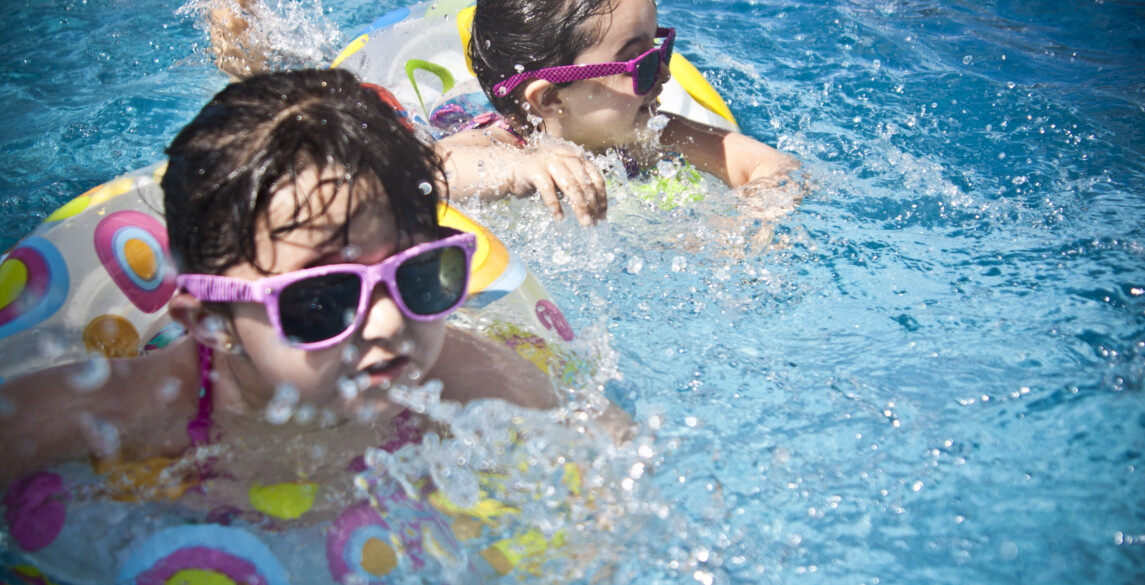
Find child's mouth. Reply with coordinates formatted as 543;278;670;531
361;356;409;388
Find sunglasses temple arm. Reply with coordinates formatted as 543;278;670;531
178;275;261;304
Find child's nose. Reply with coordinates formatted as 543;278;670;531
359;285;406;341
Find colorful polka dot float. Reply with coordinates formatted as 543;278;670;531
2;472;69;553
82;314;141;359
327;494;469;584
93;210;176;314
0;237;69;340
534;299;574;341
119;525;290;585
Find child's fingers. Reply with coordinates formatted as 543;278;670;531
549;160;598;226
585;163;607;221
528;171;565;221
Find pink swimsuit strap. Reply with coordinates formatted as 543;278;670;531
462;112;528;147
187;343;213;447
187;343;423;459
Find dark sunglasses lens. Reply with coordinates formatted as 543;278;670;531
663;34;674;66
279;273;362;344
396;246;468;316
636;52;661;95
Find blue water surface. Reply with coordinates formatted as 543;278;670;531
1;0;1143;583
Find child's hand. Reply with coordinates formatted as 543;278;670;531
506;144;607;226
437;131;608;227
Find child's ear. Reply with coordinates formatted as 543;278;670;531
168;293;236;353
522;80;564;118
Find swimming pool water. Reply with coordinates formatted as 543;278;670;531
2;0;1143;583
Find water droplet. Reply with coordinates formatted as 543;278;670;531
341;244;362;261
418;181;433;195
79;412;121;457
962;55;973;65
354;404;380;423
338;376;360;400
341;344;360;365
70;356;111;392
514;63;525;73
265;382;300;425
646;113;669;132
293;403;317;425
156;377;182;403
626;256;644;274
35;329;69;360
999;541;1018;560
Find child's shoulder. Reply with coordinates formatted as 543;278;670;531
431;326;558;409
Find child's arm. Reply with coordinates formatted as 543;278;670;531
660;112;799;188
205;0;268;80
0;340;200;488
436;130;608;227
430;326;560;410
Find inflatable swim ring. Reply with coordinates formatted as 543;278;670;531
332;0;739;134
0;162;580;385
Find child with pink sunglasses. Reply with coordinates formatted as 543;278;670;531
439;0;799;225
0;69;556;490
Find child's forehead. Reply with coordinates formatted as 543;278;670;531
263;167;395;247
588;0;659;46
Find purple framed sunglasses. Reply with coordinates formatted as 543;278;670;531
493;28;675;98
176;228;476;351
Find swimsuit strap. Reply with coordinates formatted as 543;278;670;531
187;344;213;447
462;112;528;147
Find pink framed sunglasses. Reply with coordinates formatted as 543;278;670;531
176;228;476;351
493;28;675;98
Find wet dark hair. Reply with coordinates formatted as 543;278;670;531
163;68;444;276
468;0;616;128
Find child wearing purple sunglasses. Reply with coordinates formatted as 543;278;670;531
0;69;556;490
439;0;799;224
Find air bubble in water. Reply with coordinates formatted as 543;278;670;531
71;356;111;392
626;256;644;274
962;55;973;65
